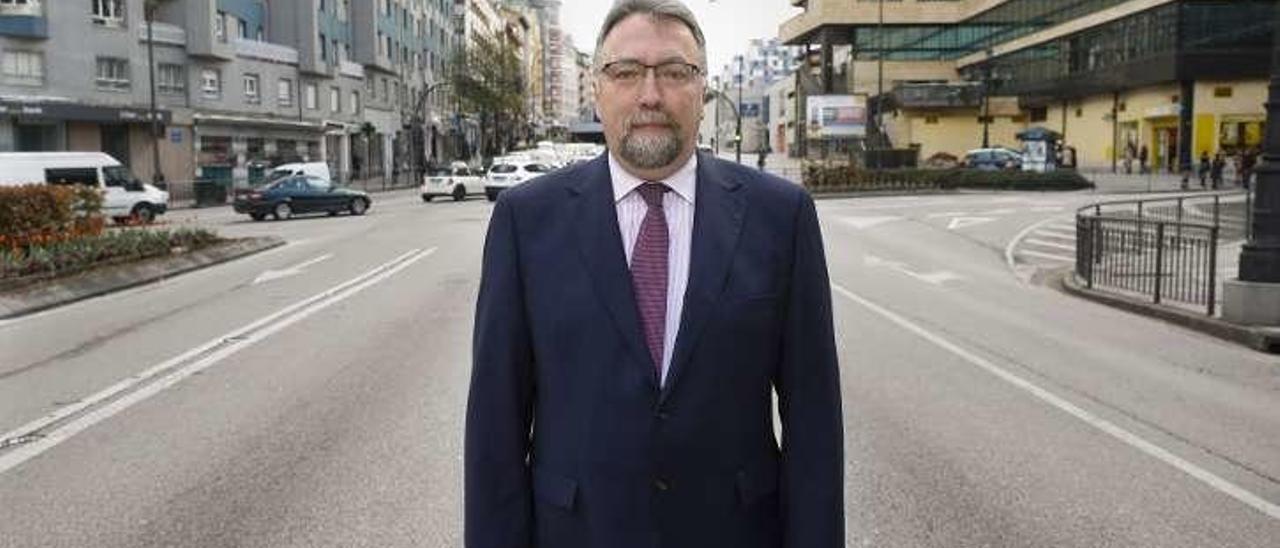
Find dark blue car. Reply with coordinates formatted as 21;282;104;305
233;175;371;221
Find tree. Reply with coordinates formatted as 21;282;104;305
447;34;528;160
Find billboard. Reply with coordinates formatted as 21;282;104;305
806;95;867;138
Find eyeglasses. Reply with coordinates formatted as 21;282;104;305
599;61;703;87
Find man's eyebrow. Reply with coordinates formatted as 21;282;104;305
602;54;694;65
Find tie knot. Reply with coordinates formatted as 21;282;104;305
637;183;668;208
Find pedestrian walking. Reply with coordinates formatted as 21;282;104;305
1241;147;1257;189
756;145;769;171
1198;151;1210;188
1211;152;1225;190
1124;141;1136;174
1138;144;1149;174
466;2;844;547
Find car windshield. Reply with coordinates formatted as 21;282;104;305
490;164;518;174
427;169;451;176
102;166;134;187
267;169;293;181
524;164;550;173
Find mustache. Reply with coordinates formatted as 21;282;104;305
626;111;677;130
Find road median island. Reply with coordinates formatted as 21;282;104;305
803;166;1094;195
0;234;285;319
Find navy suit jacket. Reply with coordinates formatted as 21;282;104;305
466;151;843;548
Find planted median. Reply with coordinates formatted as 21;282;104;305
803;166;1094;194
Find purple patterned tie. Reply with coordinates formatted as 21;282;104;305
631;183;670;377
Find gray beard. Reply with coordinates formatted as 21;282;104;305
620;128;682;170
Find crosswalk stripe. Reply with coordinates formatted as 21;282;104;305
1025;238;1077;251
1020;249;1075;262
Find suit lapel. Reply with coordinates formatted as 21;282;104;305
571;154;658;391
661;153;746;404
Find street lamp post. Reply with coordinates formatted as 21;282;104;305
1223;3;1280;326
737;55;744;164
145;1;164;184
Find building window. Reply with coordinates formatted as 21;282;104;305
1029;107;1047;122
0;0;42;17
237;18;248;39
157;63;184;94
243;73;260;103
320;32;328;61
330;86;341;112
924;116;939;125
2;50;43;86
201;68;221;99
214;11;226;42
1214;86;1233;98
305;83;318;110
351;91;360;114
278;78;294;107
91;0;124;26
94;57;129;90
1075;108;1083;118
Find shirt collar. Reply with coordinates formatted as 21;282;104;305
609;152;697;205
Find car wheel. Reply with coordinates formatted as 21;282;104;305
250;213;266;221
349;198;369;215
422;195;433;203
273;201;292;220
452;185;466;201
131;204;156;224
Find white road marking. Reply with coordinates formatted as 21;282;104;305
1033;229;1076;241
1005;216;1075;283
925;211;971;218
831;284;1280;521
1047;223;1077;232
838;215;901;230
1019;249;1076;262
947;217;997;230
1029;206;1065;212
0;248;436;475
978;208;1017;215
1024;239;1077;252
864;255;964;286
252;253;333;284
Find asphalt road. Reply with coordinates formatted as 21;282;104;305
1;187;1277;547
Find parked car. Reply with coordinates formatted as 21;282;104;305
232;175;370;221
962;148;1022;170
421;161;484;202
266;161;331;183
484;159;555;201
0;152;169;224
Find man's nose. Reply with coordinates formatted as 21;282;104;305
636;71;663;107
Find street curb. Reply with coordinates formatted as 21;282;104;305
1057;272;1280;354
0;236;286;320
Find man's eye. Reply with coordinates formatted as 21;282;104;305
611;67;642;80
657;66;690;81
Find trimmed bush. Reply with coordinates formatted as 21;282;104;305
0;227;222;282
804;166;1094;193
0;184;104;250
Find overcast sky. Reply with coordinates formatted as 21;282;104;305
558;0;803;77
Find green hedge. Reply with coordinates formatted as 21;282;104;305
804;167;1094;193
0;184;104;249
1;227;221;282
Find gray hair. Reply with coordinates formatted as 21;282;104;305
593;0;707;71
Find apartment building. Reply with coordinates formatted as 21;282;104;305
781;0;1277;170
0;0;462;186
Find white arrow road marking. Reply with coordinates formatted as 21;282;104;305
947;217;996;230
864;255;964;286
832;284;1280;522
838;215;901;230
253;254;333;285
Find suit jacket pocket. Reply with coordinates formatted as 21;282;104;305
735;458;780;506
533;467;578;511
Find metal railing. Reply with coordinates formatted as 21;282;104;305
1075;190;1251;316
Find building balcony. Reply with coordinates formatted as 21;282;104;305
891;82;983;109
138;22;186;46
0;0;46;39
339;60;365;79
233;38;300;65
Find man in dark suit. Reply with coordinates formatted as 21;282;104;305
465;1;843;547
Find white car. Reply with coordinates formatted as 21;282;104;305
421;162;484;202
485;159;555;202
0;152;169;224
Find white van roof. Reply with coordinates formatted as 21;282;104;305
0;152;121;165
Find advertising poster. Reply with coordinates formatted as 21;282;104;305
806;95;867;138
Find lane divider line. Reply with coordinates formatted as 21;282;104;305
0;247;436;475
832;283;1280;521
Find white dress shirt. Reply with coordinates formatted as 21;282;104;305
609;152;696;386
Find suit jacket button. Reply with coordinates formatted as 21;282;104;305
654;478;671;491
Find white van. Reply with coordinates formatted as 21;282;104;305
0;152;169;223
266;162;331;183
